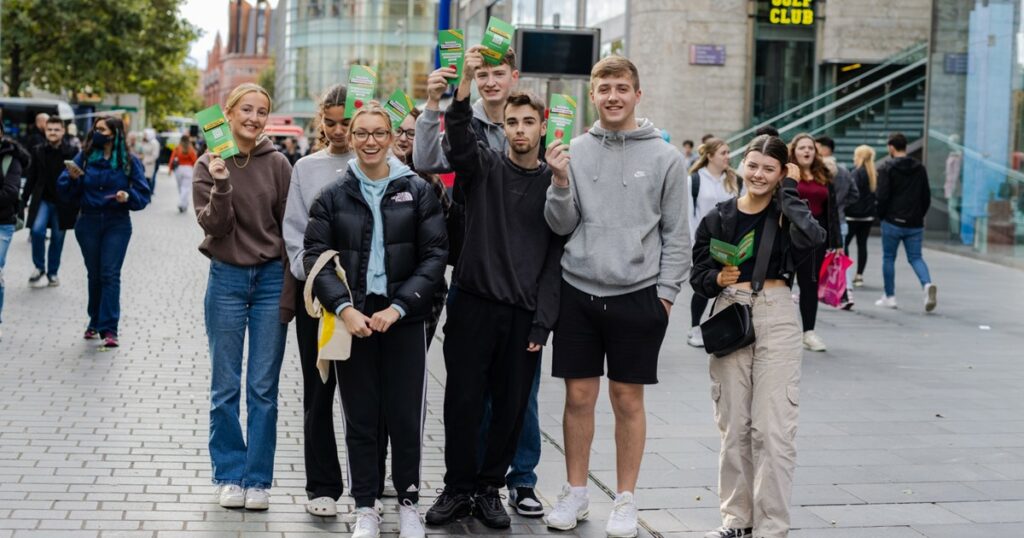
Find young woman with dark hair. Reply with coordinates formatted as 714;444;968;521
787;133;841;352
56;116;152;348
692;135;825;538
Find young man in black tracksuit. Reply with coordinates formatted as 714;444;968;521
425;45;564;529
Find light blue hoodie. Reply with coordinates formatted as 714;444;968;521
345;156;413;317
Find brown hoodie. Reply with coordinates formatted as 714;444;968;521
193;136;296;321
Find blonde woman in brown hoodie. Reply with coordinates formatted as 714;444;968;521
192;83;293;511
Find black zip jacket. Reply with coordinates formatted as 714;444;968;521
22;140;80;230
691;177;827;298
877;156;931;228
0;139;29;225
844;166;877;219
303;168;448;324
444;95;563;345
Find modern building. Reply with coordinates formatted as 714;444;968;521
202;0;275;109
272;0;438;120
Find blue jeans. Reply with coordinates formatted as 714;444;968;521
74;212;132;335
205;259;287;489
31;200;66;277
0;224;14;324
478;358;542;489
881;221;932;297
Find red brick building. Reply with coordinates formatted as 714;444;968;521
202;0;274;108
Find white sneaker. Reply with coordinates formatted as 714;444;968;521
351;506;382;538
398;500;426;538
217;484;244;508
544;484;589;531
875;295;898;309
687;326;704;348
802;330;827;352
606;491;639;538
244;487;269;510
924;283;937;313
306;496;337;517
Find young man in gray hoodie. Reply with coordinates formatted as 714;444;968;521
413;49;549;518
543;55;691;537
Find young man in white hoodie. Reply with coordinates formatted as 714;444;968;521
544;55;690;537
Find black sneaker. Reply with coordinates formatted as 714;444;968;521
424;490;472;525
473;486;511;528
704;527;753;538
508;486;544;517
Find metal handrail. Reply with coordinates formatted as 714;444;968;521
727;41;927;146
729;57;927;159
808;76;926;136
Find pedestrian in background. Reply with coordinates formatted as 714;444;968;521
22;116;78;288
169;134;198;213
844;145;878;288
56;116;152;349
0;119;30;341
788;133;841;352
303;102;447;538
691;134;825;538
141;129;160;191
282;82;354;518
686;137;741;348
875;132;937;312
816;136;859;309
193;83;292;512
681;139;698;172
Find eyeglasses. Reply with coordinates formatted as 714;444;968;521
395;128;416;139
352;130;390;142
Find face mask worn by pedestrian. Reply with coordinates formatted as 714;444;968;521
303;250;354;382
700;206;780;358
92;132;111;147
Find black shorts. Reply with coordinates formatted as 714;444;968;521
552;280;669;385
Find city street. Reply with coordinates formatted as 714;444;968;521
1;172;1022;537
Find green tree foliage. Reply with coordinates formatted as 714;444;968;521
2;0;200;123
257;61;276;101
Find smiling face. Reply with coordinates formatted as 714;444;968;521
392;114;416;159
793;136;817;169
475;63;519;107
349;112;393;169
226;92;271;145
321;105;350;153
503;104;543;156
743;151;785;197
590;75;641;131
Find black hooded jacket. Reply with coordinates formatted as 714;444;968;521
691;177;827;298
877;156;931;228
0;138;30;225
22;140;80;230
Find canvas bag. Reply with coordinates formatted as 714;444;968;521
303;250;354;383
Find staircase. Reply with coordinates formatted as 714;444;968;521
832;88;926;165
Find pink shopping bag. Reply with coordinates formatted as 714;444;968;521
818;250;853;307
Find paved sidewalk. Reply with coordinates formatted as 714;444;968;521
1;172;1023;537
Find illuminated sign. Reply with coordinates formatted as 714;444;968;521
768;0;814;26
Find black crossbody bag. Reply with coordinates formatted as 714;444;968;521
700;206;779;358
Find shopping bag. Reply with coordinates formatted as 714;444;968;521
303;250;353;383
818;250;853;307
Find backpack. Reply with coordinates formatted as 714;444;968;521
690;171;701;216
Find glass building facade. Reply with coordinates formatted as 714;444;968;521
274;0;439;118
925;0;1024;261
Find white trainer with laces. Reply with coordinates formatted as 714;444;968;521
244;487;269;510
875;295;898;309
544;483;589;531
687;326;704;348
351;506;381;538
802;330;827;352
217;484;245;508
398;499;426;538
606;491;639;538
924;283;937;312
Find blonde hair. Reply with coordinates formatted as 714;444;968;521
854;145;878;193
348;101;393;141
225;83;273;114
689;137;740;195
590;55;640;91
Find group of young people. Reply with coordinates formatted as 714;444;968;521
184;44;939;538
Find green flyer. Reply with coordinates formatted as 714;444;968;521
345;65;377;119
196;105;239;159
710;230;755;266
383;89;415;129
480;16;515;65
545;94;577;147
438;29;465;86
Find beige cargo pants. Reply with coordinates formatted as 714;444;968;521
708;286;803;538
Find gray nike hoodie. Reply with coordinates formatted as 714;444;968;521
544;118;690;302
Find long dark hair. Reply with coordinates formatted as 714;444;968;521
743;134;790;191
81;116;132;175
313;83;347;151
788;132;832;185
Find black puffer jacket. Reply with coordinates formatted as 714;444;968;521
303;167;448;323
691;177;827;298
0;138;30;225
